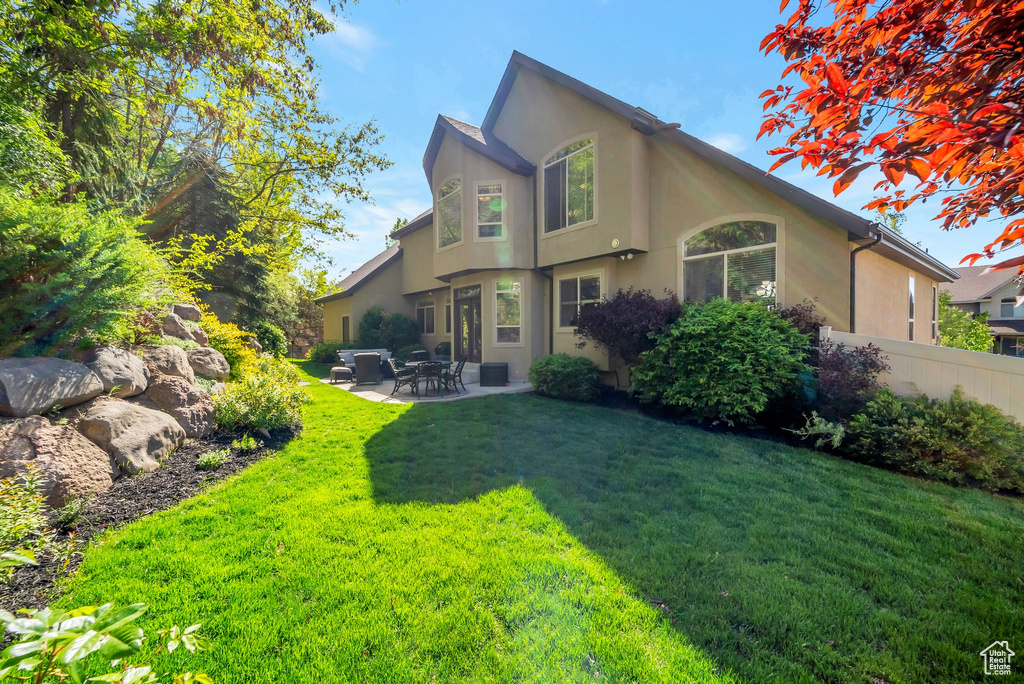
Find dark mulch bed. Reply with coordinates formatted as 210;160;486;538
0;426;298;615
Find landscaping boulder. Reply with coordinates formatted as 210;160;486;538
245;337;262;353
0;357;104;417
187;348;230;381
0;416;119;507
162;312;194;341
77;401;185;475
172;303;202;322
191;326;210;346
85;347;150;398
145;375;214;438
138;345;195;385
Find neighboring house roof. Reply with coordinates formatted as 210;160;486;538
422;115;535;185
943;265;1017;303
479;51;958;283
314;245;402;304
390;207;433;240
988;320;1024;336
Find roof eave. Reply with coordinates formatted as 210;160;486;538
422;115;534;187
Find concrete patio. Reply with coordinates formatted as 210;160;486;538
318;376;533;404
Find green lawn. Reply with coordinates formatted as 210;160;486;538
60;361;1024;682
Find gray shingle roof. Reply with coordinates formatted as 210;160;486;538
942;265;1015;303
422;114;534;185
314;245;402;303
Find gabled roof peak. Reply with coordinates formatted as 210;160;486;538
422;113;534;186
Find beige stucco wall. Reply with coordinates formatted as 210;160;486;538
854;248;939;342
322;297;353;343
826;327;1024;421
429;134;534;280
399;227;447;296
405;288;451;355
491;67;648;266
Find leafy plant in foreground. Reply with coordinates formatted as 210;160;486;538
0;465;56;569
0;601;210;683
815;341;890;421
214;357;310;431
196;449;230;471
529;355;603;403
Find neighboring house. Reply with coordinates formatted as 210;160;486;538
317;51;957;381
945;265;1024;356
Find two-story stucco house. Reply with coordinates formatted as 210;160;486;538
945;265;1024;356
317;51;957;382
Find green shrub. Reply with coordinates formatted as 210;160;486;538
529;354;603;402
632;299;810;426
395;343;421;362
202;311;258;379
214;356;310;431
358;306;421;352
306;341;357;364
197;448;230;470
0;465;53;562
358;306;386;348
843;387;1024;493
231;434;262;450
0;190;172;356
142;333;199;351
255;321;288;358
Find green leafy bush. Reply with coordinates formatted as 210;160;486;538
306;341;357;364
0;599;209;683
529;354;603;402
358;306;421;352
357;306;386;348
0;465;53;562
0;190;171;356
843;388;1024;493
633;299;810;426
202;311;258;379
231;434;262;450
197;448;230;470
395;344;421;362
214;356;310;431
256;321;288;358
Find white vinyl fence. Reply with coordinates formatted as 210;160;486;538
820;327;1024;422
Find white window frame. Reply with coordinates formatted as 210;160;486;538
493;277;523;347
908;275;916;341
557;272;603;331
541;134;598;238
435;175;463;251
475;180;508;242
416;300;435;335
680;222;779;306
931;285;938;340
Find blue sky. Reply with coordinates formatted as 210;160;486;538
309;0;993;280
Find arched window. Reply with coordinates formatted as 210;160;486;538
682;220;777;304
437;178;462;248
544;138;594;232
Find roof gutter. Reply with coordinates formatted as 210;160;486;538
850;231;883;334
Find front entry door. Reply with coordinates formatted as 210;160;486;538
454;286;482;363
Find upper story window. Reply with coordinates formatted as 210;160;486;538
682;221;777;304
1000;297;1024;318
437;178;462;249
477;183;505;239
544;138;594;233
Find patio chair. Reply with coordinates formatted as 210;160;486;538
441;358;466;395
409;349;430;362
416;360;443;395
353;352;382;385
388;357;418;396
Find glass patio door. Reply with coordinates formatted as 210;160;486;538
454;286;482;363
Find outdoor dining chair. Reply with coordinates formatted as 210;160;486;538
388;357;418;396
416;360;443;395
441;358;466;394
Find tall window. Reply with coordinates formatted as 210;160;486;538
342;316;350;343
477;183;505;239
544;138;594;232
908;276;916;341
437;178;462;248
931;286;938;340
682;221;777;304
559;274;601;327
445;296;452;334
416;301;435;334
495;279;521;343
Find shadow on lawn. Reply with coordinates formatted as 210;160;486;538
362;392;1024;683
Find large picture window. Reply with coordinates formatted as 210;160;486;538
477;183;505;239
437;178;462;248
495;279;521;343
416;301;435;335
559;274;601;327
544;138;594;232
682;221;777;304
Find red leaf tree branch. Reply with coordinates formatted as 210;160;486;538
759;0;1024;270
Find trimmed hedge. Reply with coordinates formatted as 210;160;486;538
529;354;603;402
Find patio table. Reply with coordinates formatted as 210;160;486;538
404;360;452;398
